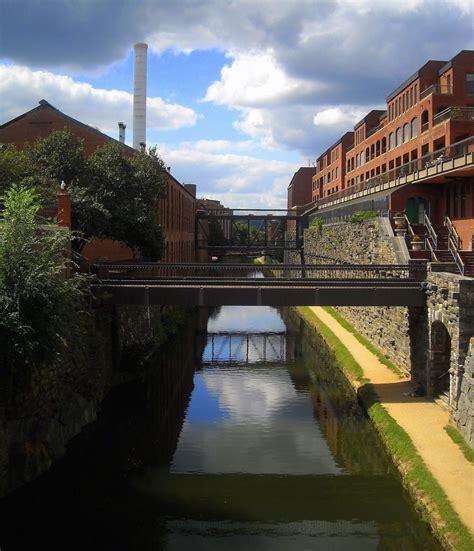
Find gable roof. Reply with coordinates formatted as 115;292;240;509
0;99;136;154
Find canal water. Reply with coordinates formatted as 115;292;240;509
0;306;440;550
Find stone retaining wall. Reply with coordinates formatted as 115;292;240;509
0;303;197;497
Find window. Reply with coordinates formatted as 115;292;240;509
466;73;474;95
421;110;429;132
389;132;395;149
411;117;418;138
403;123;410;142
396;127;402;147
410;88;413;108
361;150;365;165
335;167;338;178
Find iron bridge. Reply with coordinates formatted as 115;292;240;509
91;262;427;307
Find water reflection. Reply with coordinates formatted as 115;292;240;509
0;305;441;551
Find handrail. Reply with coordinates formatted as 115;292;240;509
447;234;465;275
445;216;461;250
403;214;415;237
426;238;439;262
424;211;437;249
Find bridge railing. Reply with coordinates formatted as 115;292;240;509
92;262;427;282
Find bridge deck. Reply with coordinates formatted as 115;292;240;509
92;278;425;306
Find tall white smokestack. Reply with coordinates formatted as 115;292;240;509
133;42;148;150
118;122;126;143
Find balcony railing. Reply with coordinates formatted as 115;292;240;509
316;136;474;208
433;106;474;126
420;84;453;100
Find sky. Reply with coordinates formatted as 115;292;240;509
0;0;473;209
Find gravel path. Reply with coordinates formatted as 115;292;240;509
310;306;474;535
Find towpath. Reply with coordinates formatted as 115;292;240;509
309;306;474;535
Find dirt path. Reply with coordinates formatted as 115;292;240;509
309;306;474;535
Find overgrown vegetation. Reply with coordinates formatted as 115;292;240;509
0;130;167;260
348;210;378;223
0;186;87;371
322;306;404;377
309;216;323;235
295;305;474;551
444;425;474;463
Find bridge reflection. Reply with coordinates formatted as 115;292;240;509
201;331;296;365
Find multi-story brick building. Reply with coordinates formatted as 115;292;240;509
307;50;474;268
0;100;198;263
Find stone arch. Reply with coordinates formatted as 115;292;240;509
429;320;452;398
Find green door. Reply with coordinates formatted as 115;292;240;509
406;198;418;224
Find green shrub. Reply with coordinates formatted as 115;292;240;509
310;216;323;235
349;210;378;223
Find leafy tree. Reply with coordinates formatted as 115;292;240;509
0;144;34;197
0;186;87;371
208;219;228;246
70;143;166;259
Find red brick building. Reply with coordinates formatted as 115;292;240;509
0;100;198;263
307;50;474;262
288;167;315;209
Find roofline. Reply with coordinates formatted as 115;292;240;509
316;131;354;163
354;110;386;130
0;99;136;154
386;59;447;102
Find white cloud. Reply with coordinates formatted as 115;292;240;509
156;140;300;209
0;64;197;135
204;50;323;108
313;107;369;128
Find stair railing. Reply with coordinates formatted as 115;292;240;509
445;216;465;275
426;238;439;262
424;211;437;249
403;214;415;238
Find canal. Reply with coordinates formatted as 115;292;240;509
0;305;441;550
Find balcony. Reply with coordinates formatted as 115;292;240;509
420;84;453;100
314;136;474;210
433;106;474;126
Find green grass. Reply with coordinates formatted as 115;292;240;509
297;307;367;384
444;425;474;463
295;306;474;551
322;306;405;378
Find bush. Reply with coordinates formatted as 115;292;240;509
349;211;378;223
310;217;323;235
0;186;87;371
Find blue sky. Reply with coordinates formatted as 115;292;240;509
0;0;473;208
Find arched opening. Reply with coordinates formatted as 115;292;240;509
421;110;429;132
430;321;451;398
406;196;430;224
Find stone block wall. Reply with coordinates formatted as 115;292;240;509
455;338;474;446
295;219;413;374
0;303;198;497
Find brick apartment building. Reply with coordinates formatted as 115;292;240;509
0;100;198;263
303;50;474;270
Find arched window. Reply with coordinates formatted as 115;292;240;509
366;147;370;162
376;141;380;156
381;137;387;153
361;150;365;165
403;123;410;142
396;127;402;147
411;117;418;138
421;110;429;132
389;132;395;150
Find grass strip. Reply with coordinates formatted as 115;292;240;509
444;425;474;464
322;306;405;378
295;306;474;551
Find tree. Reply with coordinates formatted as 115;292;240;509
70;143;166;259
0;186;86;371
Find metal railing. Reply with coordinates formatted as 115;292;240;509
424;211;437;250
92;262;427;282
316;136;474;208
445;216;465;275
420;84;453;100
433;106;474;126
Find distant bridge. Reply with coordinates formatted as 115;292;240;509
91;262;427;307
203;331;288;365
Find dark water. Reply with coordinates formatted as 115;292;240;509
0;306;440;550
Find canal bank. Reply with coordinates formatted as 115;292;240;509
294;306;474;551
0;305;442;550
